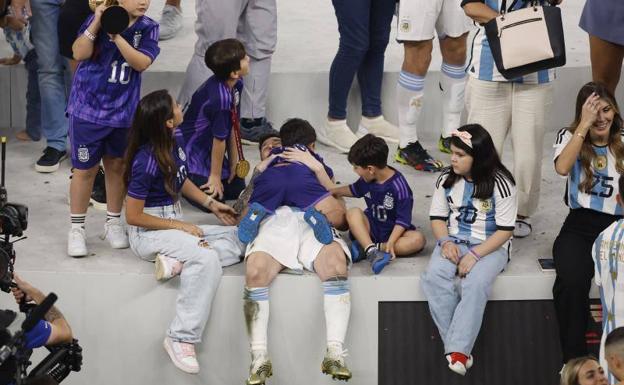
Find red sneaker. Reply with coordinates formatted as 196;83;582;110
446;352;473;376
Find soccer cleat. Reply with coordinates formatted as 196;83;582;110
102;218;129;249
304;207;333;245
158;4;183;41
369;248;391;275
395;141;444;172
349;240;365;263
155;254;183;281
246;350;273;385
356;116;399;144
239;203;269;244
321;345;352;381
446;352;473;376
438;135;452;154
67;227;88;258
240;118;276;145
317;119;358;153
163;337;199;374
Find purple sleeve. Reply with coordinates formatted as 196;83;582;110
25;320;52;349
349;178;367;198
395;195;414;229
137;22;160;62
77;14;95;36
127;152;154;200
210;109;231;140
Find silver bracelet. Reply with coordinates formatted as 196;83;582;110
83;29;96;42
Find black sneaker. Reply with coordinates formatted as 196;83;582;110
90;166;107;210
395;141;444;172
240;118;276;144
35;147;67;173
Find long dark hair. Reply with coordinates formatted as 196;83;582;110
568;82;624;193
123;89;177;199
443;124;515;199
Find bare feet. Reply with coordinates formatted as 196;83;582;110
15;130;32;141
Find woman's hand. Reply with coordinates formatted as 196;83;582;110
578;92;601;134
211;201;238;225
282;147;323;173
458;253;478;277
177;222;203;237
441;242;460;264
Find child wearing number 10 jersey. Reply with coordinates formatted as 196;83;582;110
65;0;160;257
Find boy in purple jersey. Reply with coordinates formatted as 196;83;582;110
177;39;250;209
239;118;348;245
65;0;160;258
332;134;425;274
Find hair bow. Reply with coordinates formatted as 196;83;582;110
451;130;473;148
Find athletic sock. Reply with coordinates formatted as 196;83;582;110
244;286;270;353
106;211;121;223
322;278;351;347
71;214;86;230
440;62;466;138
397;70;425;148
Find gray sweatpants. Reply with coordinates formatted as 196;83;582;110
178;0;277;119
128;202;244;343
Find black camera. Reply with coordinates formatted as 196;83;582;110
0;138;29;293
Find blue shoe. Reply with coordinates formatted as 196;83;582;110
304;207;333;245
370;249;391;275
238;203;269;244
349;240;364;263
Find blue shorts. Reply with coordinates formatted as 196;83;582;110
249;164;330;212
366;211;416;243
69;115;128;169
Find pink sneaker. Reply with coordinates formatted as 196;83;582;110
163;337;199;374
155;254;183;281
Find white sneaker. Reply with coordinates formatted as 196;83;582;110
163;337;199;374
513;217;532;238
155;254;183;281
356;116;399;144
101;219;129;249
158;5;182;41
317;119;358;153
67;228;88;258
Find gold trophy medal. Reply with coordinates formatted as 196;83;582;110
236;159;250;179
594;155;608;170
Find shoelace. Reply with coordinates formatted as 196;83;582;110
179;342;195;358
328;347;349;363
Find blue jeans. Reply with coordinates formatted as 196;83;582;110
24;50;41;141
421;236;509;355
328;0;395;119
30;0;68;151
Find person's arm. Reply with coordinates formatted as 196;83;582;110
126;196;204;236
462;0;498;24
331;185;354;198
0;53;22;65
180;179;237;225
227;132;239;183
205;138;226;199
554;93;600;176
430;172;461;263
109;34;152;71
385;225;406;260
72;11;103;60
281;147;335;190
11;275;72;345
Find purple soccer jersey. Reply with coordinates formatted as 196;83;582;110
349;169;415;243
177;76;243;179
127;133;189;208
66;14;160;128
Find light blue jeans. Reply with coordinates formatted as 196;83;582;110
29;0;68;151
421;236;509;355
128;203;245;343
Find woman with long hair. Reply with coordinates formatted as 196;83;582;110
553;82;624;365
124;89;242;374
560;356;608;385
422;124;517;376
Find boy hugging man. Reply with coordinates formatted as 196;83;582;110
333;134;425;274
178;38;250;209
239;118;347;245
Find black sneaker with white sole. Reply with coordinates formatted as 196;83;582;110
240;118;276;144
90;166;107;210
35;147;67;173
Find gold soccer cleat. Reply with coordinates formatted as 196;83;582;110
321;345;352;381
246;351;272;385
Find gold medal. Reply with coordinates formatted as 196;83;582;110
236;159;250;178
594;155;608;170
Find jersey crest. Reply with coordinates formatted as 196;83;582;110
383;193;394;210
178;147;186;162
478;199;493;213
78;146;89;163
133;31;142;48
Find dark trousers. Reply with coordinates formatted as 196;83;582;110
184;173;246;213
552;208;620;363
328;0;395;119
24;50;42;141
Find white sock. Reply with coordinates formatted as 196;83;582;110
106;211;121;223
71;214;86;230
397;70;425;148
244;287;270;353
323;279;351;347
440;62;466;138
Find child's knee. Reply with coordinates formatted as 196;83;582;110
72;166;99;180
346;207;364;223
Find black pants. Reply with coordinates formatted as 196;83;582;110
184;173;246;213
552;208;620;363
